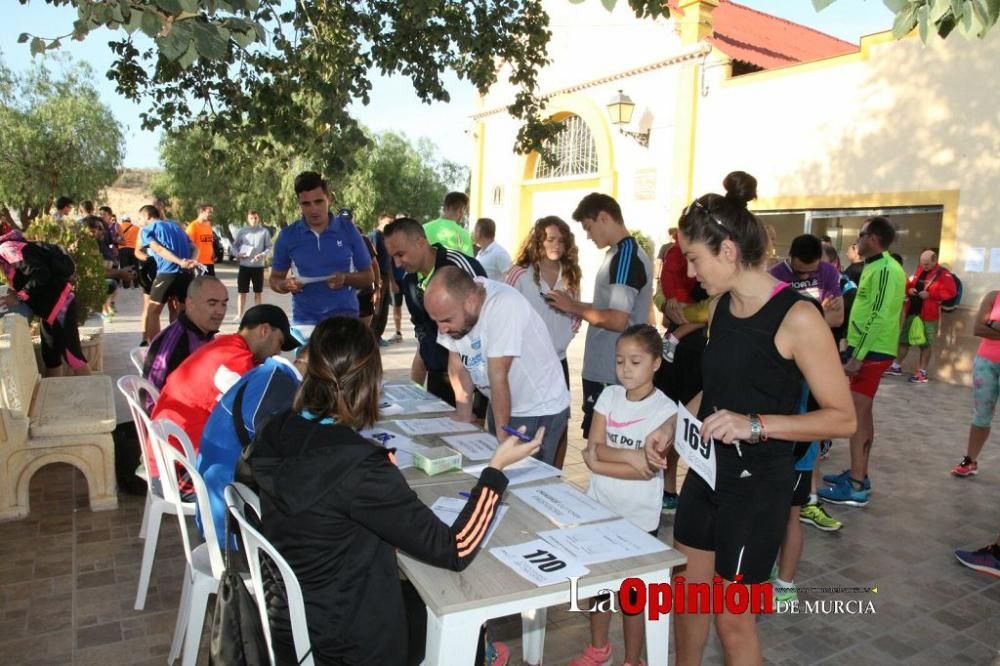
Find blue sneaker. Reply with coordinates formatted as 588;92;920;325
818;479;869;507
661;492;679;514
955;545;1000;578
822;469;871;490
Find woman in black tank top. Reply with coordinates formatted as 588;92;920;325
644;172;855;665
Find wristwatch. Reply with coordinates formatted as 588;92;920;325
748;414;763;444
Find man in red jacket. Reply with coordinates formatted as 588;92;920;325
149;304;300;493
886;250;957;383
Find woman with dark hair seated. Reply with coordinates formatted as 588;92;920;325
249;316;542;665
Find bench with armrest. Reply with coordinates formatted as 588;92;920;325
0;313;117;520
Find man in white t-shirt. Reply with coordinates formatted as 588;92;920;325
424;266;570;465
473;217;512;281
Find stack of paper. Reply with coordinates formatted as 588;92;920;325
440;432;498;461
490;539;589;587
537;519;669;565
511;485;617;528
394;417;479;436
463;457;561;487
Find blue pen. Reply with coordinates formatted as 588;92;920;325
500;425;533;442
458;491;471;498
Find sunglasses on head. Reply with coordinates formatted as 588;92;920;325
683;199;730;234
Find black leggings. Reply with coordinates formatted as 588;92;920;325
40;299;86;370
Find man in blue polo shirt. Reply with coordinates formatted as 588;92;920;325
137;204;196;344
269;171;374;333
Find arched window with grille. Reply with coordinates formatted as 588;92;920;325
533;115;598;180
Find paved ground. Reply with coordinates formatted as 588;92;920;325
1;264;998;665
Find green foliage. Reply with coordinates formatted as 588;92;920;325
631;229;654;260
22;216;107;324
0;55;125;227
338;133;469;230
151;125;464;235
810;0;999;41
17;0;563;170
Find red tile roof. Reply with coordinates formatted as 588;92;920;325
670;0;859;70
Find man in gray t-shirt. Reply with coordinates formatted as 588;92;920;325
545;192;652;437
233;210;273;320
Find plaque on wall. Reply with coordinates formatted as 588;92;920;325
634;168;657;201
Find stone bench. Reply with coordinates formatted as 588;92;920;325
0;313;117;520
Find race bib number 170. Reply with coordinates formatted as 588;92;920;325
674;402;717;490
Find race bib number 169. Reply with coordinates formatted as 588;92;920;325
674;402;716;490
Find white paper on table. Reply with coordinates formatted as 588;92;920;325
489;538;589;587
674;402;716;490
464;457;561;487
378;401;405;416
511;484;617;528
414;401;454;413
383;383;434;403
295;273;336;285
358;427;429;454
431;497;507;547
440;432;498;461
537;519;669;565
393;451;415;469
394;417;479;436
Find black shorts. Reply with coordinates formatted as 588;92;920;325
203;263;215;276
237;266;264;293
138;257;157;294
357;288;376;317
149;271;192;304
673;447;795;584
791;469;811;507
581;378;610;438
392;291;403;307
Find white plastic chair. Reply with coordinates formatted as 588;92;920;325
154;425;225;666
225;483;314;666
116;375;194;610
129;346;148;374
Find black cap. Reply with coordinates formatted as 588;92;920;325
239;304;300;351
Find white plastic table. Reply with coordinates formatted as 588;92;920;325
398;478;686;666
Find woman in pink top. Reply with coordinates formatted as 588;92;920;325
952;289;1000;477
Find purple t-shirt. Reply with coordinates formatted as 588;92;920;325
769;260;842;304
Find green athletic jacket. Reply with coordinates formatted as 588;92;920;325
847;252;907;360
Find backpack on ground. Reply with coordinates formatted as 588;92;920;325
32;241;76;282
941;271;962;313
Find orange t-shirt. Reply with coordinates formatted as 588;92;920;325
186;220;215;265
118;222;140;250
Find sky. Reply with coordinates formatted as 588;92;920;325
4;0;895;170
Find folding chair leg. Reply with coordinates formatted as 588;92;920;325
139;493;152;539
181;580;211;666
168;570;192;664
135;502;164;610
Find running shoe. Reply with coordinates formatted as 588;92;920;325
951;456;978;477
773;585;798;604
799;503;843;531
378;337;390;347
661;493;679;515
954;544;1000;578
818;480;869;507
391;331;404;344
909;369;929;383
883;363;903;376
822;469;871;490
569;643;612;666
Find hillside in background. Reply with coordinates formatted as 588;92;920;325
104;168;160;218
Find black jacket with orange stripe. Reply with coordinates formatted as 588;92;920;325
249;410;508;665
